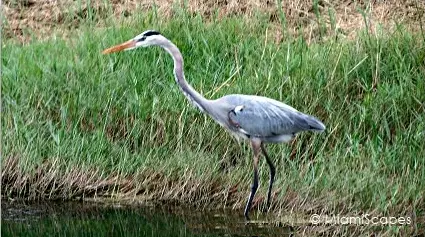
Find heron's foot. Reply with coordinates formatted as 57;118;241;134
244;215;251;225
244;212;250;221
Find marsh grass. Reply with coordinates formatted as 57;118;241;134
2;7;425;235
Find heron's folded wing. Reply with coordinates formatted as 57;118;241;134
228;100;312;137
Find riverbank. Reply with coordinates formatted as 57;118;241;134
2;1;425;235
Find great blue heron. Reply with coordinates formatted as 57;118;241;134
103;30;326;220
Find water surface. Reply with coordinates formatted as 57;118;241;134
2;200;293;236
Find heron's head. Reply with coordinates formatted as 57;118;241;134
102;30;165;54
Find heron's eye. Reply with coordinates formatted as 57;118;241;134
137;36;146;42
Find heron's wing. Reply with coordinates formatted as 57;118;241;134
226;96;324;137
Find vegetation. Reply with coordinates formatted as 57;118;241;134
2;3;424;235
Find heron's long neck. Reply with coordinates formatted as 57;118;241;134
162;40;210;113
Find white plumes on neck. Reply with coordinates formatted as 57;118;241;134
178;84;206;112
162;40;206;113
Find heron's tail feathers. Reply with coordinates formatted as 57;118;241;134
305;115;326;132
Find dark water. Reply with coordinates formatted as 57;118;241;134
1;200;293;237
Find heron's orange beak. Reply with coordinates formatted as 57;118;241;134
102;40;136;54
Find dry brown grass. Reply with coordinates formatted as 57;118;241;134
3;0;425;42
2;155;421;235
1;155;230;204
2;155;123;199
4;155;419;236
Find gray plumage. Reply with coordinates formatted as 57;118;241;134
103;30;326;221
217;94;325;142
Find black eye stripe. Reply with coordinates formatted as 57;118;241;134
136;31;161;42
144;30;160;37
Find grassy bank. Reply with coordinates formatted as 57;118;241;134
2;7;425;234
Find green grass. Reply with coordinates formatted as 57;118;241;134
2;8;424;233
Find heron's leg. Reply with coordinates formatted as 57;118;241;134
244;139;261;221
261;143;275;211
